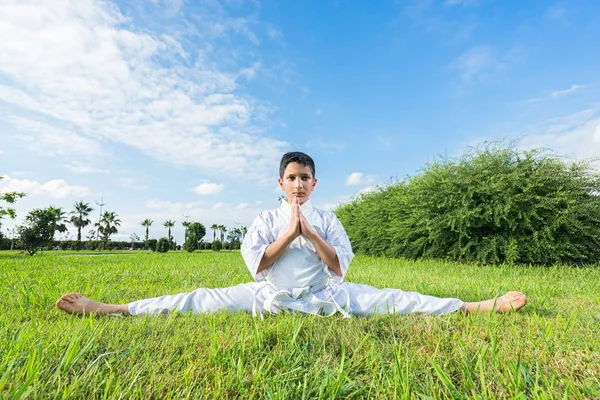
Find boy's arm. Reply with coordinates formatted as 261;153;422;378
256;232;296;274
301;226;342;276
295;198;343;276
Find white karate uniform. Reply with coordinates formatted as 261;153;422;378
128;200;463;316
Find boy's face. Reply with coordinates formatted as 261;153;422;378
278;162;317;205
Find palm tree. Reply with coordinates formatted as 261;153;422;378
70;201;94;243
210;223;219;242
96;211;121;243
218;224;227;245
48;206;69;242
182;221;190;240
163;220;175;242
141;218;153;245
240;226;248;241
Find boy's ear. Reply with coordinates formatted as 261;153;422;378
277;177;284;189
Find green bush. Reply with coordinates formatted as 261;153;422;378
156;237;170;253
335;143;600;265
147;239;158;252
183;235;197;252
17;208;56;256
212;240;222;252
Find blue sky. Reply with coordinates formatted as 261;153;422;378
1;0;599;243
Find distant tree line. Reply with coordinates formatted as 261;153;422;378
0;186;248;256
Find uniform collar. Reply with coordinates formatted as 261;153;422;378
279;198;314;216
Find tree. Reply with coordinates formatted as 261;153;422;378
48;206;69;243
163;219;175;242
70;201;94;245
227;227;242;250
18;208;56;256
240;226;248;241
96;211;121;245
0;176;26;220
129;232;141;250
141;218;153;248
210;223;219;242
182;221;206;251
156;237;170;253
336;142;600;265
218;224;227;245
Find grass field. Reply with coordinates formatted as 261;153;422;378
1;251;599;399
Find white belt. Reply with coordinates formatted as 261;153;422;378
252;280;351;319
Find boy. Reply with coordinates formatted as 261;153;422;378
56;152;527;316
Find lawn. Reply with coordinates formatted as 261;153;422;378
1;251;599;398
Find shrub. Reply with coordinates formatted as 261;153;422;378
18;208;56;256
212;240;222;252
335;142;600;265
156;237;170;253
183;235;197;252
146;239;158;252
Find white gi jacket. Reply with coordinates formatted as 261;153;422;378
241;199;354;317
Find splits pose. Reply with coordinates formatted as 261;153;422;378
57;152;527;317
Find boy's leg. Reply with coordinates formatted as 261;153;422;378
338;283;527;315
56;282;263;316
339;282;464;316
127;282;262;315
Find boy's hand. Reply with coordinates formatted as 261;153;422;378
298;201;318;240
287;196;301;239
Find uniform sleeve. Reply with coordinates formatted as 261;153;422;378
325;213;354;283
241;213;276;282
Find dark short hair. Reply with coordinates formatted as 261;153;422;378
279;152;316;178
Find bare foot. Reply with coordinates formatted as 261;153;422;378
462;291;527;314
56;292;129;315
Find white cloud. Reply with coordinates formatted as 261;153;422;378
267;25;283;42
0;0;287;180
306;137;346;151
518;106;600;161
0;176;91;199
7;116;103;158
237;61;261;81
523;83;597;103
359;186;376;195
213;202;224;209
545;6;566;21
193;182;224;195
146;199;203;214
120;178;148;191
63;162;109;174
346;172;377;186
453;45;503;82
235;202;249;209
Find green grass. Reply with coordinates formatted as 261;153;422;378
1;251;599;399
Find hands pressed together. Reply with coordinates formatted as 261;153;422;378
287;196;318;241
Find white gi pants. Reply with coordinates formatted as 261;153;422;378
128;281;464;316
